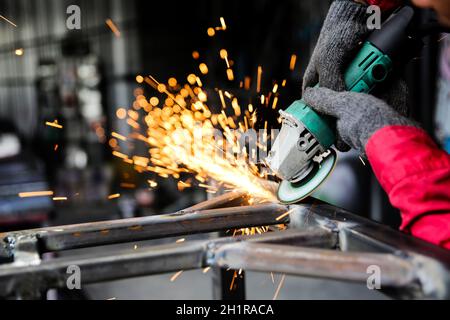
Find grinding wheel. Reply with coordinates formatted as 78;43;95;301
277;149;337;204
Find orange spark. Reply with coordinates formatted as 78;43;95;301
106;19;121;37
257;66;262;93
273;274;286;300
112;132;127;141
289;54;297;71
46;121;63;129
0;15;17;27
170;270;184;282
19;191;54;198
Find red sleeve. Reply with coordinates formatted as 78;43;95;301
366;125;450;249
367;0;402;11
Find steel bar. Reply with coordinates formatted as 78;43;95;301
289;202;450;263
0;241;207;298
2;193;450;299
0;229;334;298
186;191;249;211
209;242;417;288
2;203;289;252
245;228;337;248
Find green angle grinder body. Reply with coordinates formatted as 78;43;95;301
275;40;393;204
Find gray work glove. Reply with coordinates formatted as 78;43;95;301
303;87;418;154
303;0;370;93
302;0;409;151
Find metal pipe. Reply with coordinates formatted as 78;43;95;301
185;191;249;211
0;241;206;298
0;229;334;298
244;228;337;248
209;242;417;287
2;203;289;252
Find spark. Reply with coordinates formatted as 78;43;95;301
244;77;251;90
192;51;200;59
176;238;186;243
207;27;215;37
227;68;234;81
203;267;211;274
133;244;138;250
116;108;127;119
270;272;275;284
120;183;136;189
272;274;286;300
170;270;184;282
113;151;129;160
220;17;227;30
272;96;279;110
257;66;263;93
107;297;117;300
112;132;127;141
111;20;278;207
148;180;158;188
230;271;238;291
19;191;54;198
106;18;121;37
0;15;17;27
177;180;192;191
289;54;297;71
359;156;366;166
199;63;209;74
52;197;68;201
272;83;278;93
54;144;59;151
46;121;63;129
108;193;121;200
276;209;294;221
15;48;24;56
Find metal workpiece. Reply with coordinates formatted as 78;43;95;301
1;193;450;299
185;190;249;211
2;202;289;252
0;230;327;298
0;241;208;298
209;242;417;287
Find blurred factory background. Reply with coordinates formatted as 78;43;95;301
0;0;447;299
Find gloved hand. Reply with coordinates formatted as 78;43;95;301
302;0;370;93
303;0;371;151
302;0;409;151
303;87;418;154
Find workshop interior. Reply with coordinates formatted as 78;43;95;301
0;0;449;301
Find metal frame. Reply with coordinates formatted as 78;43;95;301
1;192;450;299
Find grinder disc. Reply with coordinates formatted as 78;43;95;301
277;149;337;204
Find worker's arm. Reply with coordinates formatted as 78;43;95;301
366;126;450;248
363;0;403;11
303;88;450;249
